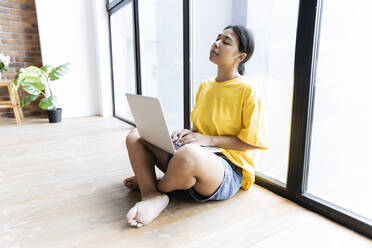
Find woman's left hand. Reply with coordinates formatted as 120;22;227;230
177;132;212;147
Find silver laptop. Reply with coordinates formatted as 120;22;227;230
125;93;221;155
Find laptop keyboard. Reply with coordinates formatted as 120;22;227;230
172;140;182;151
172;140;221;153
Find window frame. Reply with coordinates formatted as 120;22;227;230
255;0;371;238
107;0;139;125
107;0;191;128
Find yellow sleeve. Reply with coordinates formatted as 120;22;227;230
194;81;205;103
237;87;269;150
190;81;205;130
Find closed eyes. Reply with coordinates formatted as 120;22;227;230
215;37;230;45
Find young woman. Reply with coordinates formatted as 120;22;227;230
124;25;269;228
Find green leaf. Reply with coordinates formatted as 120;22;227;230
23;66;48;82
13;72;21;90
22;66;45;76
49;63;70;81
20;95;38;107
22;81;42;95
14;66;48;95
38;96;57;110
40;65;54;75
38;97;52;110
23;76;43;86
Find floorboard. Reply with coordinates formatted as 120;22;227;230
0;116;370;247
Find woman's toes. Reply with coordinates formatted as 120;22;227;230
126;206;137;223
126;193;169;228
123;176;139;189
130;219;138;226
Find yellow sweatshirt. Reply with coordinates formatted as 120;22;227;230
190;75;269;190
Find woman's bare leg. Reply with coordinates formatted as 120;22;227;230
157;144;225;197
124;128;170;228
124;129;225;228
131;140;225;197
123;176;160;190
123;129;169;190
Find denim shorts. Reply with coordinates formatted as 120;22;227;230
166;152;243;202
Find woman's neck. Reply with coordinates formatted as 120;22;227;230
215;67;240;82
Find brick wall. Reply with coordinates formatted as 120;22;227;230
0;0;44;119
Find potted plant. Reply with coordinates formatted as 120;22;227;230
13;63;70;123
0;53;10;79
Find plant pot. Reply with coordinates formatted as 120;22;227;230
47;108;62;123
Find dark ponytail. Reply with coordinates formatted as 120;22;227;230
224;25;255;75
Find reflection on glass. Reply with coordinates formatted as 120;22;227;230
194;0;298;183
111;1;136;120
308;0;372;220
138;0;183;132
246;0;299;183
193;0;248;94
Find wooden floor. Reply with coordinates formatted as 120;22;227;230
0;116;370;248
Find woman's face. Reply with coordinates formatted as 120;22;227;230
209;28;245;68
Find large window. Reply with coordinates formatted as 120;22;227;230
138;0;184;131
192;0;246;91
245;0;299;183
110;0;136;121
192;0;299;184
307;0;372;221
107;0;371;238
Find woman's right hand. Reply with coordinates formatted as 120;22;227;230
171;129;194;143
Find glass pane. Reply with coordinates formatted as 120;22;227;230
193;0;247;91
110;1;136;120
307;0;372;220
193;0;299;183
246;1;299;183
138;0;183;132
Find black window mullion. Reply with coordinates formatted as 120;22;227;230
183;0;190;129
133;0;142;95
288;0;372;239
107;0;127;12
255;171;290;200
108;11;116;118
108;0;130;14
287;0;319;198
300;193;372;238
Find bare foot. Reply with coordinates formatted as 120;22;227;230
123;176;161;190
123;176;139;190
126;193;169;228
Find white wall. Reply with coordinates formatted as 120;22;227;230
92;0;113;117
35;0;112;117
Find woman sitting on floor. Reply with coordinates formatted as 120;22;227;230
124;25;269;228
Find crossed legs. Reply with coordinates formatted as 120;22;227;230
124;128;225;227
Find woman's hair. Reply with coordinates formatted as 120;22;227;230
224;25;255;75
